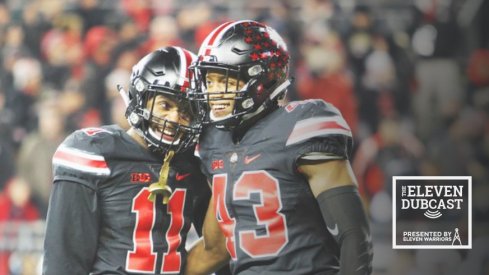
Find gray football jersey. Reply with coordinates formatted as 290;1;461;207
44;125;209;275
196;100;352;275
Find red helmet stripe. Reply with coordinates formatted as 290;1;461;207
203;21;235;56
182;49;194;91
174;47;195;92
181;48;194;92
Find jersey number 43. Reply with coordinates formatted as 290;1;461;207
213;171;289;259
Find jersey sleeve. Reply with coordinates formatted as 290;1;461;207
284;100;353;162
52;128;113;190
43;180;100;275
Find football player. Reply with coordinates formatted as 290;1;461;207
185;20;373;275
43;47;211;275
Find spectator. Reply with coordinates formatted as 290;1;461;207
1;24;30;97
73;0;111;35
0;4;10;31
342;4;376;88
40;13;84;89
176;2;213;49
104;49;137;129
0;87;15;186
193;4;228;49
0;141;15;191
0;176;40;275
112;18;145;60
359;34;398;133
296;30;359;134
7;57;44;147
121;0;153;32
0;176;39;221
20;2;50;60
353;117;423;203
80;26;118;125
408;249;462;275
16;97;66;216
57;78;87;133
425;108;486;177
139;16;183;54
410;0;464;142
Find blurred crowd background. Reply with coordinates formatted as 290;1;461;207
0;0;488;274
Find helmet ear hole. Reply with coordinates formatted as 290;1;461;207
248;65;263;77
241;98;254;109
134;78;146;93
128;112;141;126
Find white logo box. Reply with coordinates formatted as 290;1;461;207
392;176;472;249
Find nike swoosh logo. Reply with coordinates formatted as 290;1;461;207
327;223;339;236
175;173;191;181
244;154;261;165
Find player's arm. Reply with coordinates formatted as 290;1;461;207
190;173;212;236
185;194;230;275
43;180;99;275
299;159;373;275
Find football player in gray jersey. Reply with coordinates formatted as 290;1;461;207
185;20;373;275
43;47;212;275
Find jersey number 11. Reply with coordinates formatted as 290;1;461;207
126;188;186;273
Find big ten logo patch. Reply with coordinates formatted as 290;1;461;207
392;176;472;249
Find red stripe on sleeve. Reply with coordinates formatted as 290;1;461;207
53;149;108;169
287;120;351;144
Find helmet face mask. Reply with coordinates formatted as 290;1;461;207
191;65;248;126
189;20;291;130
125;47;200;154
144;91;195;147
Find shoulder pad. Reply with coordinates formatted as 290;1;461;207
284;99;352;146
52;127;116;177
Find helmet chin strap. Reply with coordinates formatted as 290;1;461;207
269;79;292;100
231;79;292;142
242;79;291;121
117;84;130;107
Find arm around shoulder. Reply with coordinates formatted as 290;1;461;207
185;195;230;275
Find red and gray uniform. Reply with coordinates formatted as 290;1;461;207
196;100;353;275
43;125;210;275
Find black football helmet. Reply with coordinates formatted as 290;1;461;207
189;20;292;130
124;46;200;153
